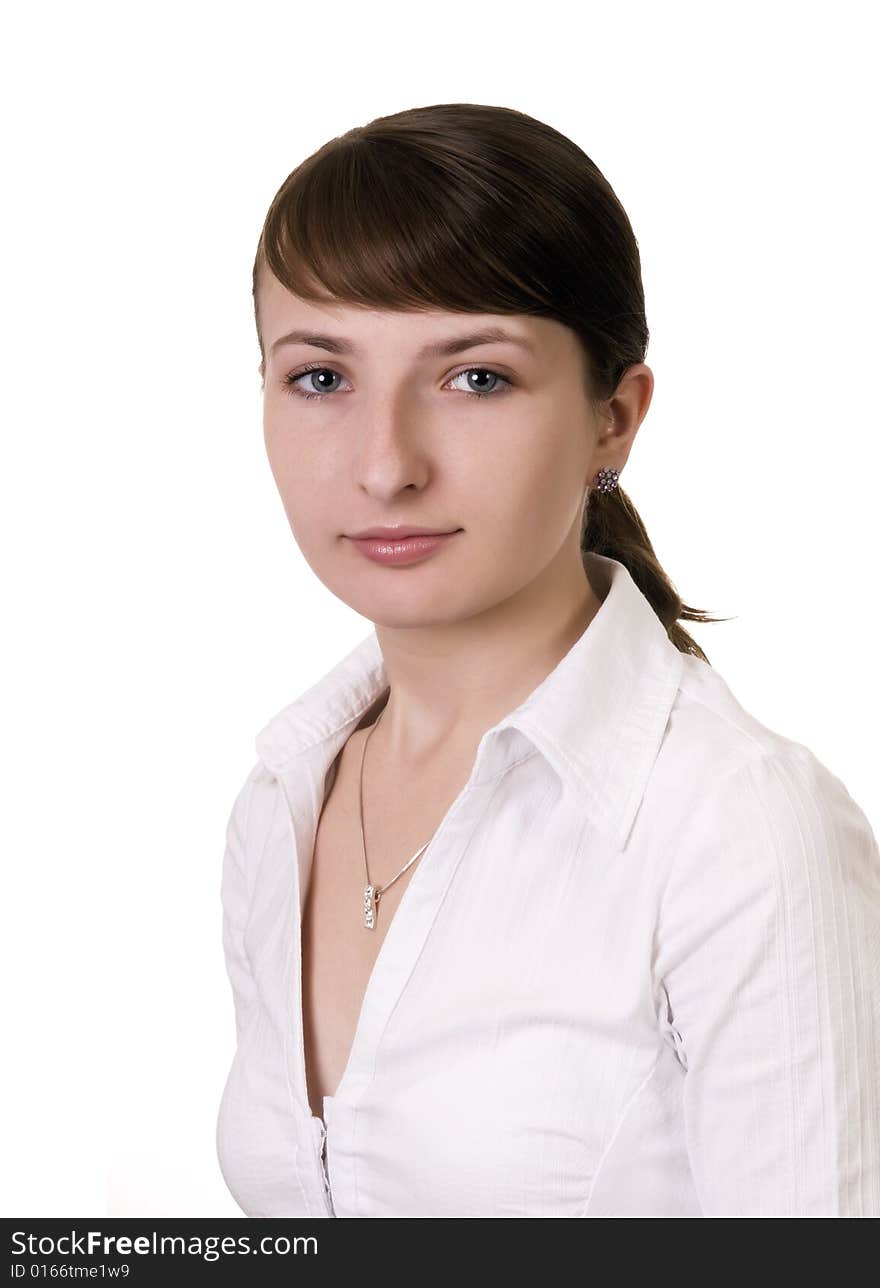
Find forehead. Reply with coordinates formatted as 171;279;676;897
257;269;573;361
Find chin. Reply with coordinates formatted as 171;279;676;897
342;582;475;630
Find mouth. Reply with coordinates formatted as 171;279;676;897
345;528;463;567
347;525;463;539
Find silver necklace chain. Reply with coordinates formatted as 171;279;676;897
359;703;431;930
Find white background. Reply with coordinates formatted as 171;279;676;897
2;0;877;1216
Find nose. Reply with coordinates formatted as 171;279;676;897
352;402;433;499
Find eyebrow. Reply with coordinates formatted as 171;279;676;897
267;325;537;361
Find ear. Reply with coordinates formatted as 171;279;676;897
590;363;654;480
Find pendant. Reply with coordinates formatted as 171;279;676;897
363;884;378;930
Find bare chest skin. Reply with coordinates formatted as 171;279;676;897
300;701;476;1120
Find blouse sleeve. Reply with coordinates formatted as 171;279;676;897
653;744;880;1215
219;761;262;1044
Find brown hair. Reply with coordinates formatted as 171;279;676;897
252;102;731;663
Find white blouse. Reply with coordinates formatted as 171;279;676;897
216;552;880;1217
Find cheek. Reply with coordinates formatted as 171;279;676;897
477;432;586;548
263;420;331;538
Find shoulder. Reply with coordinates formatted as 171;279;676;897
638;653;878;897
647;656;879;940
647;651;861;814
664;652;813;777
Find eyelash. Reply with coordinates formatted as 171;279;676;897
281;362;513;402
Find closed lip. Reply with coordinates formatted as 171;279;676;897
347;525;461;539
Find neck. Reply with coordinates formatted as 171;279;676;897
369;547;603;766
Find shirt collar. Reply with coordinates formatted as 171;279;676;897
254;553;684;850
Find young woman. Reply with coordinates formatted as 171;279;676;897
216;102;880;1218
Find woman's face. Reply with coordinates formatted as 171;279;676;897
258;269;621;629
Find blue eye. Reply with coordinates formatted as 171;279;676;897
281;364;513;401
283;365;347;399
447;368;511;398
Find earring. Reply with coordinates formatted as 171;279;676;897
594;467;620;494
